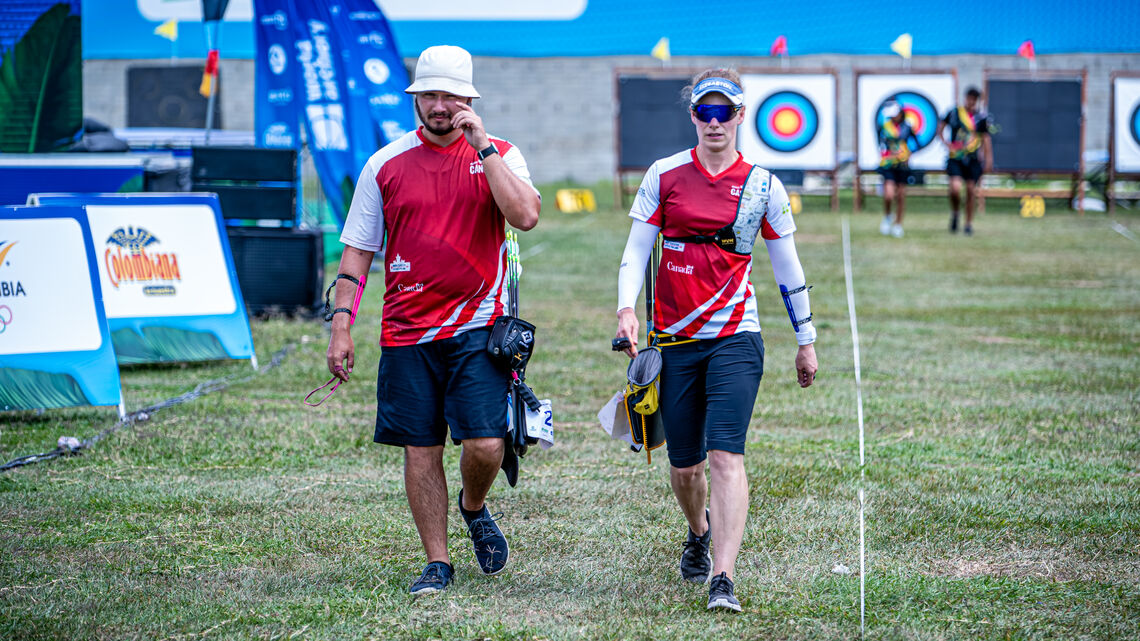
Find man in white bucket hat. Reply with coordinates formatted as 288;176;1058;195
325;45;541;596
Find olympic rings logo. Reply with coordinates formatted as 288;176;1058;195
0;305;11;334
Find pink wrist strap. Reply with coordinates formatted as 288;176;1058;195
349;273;367;326
303;375;342;407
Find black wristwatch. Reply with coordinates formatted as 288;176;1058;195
477;142;499;160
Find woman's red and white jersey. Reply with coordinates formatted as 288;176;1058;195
340;128;539;347
630;149;794;340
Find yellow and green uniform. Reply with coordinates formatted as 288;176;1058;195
943;106;990;161
877;120;918;168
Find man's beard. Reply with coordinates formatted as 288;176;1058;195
417;102;454;136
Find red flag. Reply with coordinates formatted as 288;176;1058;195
1017;40;1035;60
200;49;219;97
770;35;788;57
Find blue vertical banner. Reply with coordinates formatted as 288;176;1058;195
252;0;414;225
289;3;356;223
252;0;301;150
327;0;416;172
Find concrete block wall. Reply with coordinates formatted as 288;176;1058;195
83;59;256;132
84;53;1140;184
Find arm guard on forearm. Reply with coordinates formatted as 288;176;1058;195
765;235;816;345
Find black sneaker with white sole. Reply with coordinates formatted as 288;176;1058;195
679;508;712;583
707;572;742;612
459;490;509;575
409;561;453;596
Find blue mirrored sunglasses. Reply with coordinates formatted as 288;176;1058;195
692;104;740;123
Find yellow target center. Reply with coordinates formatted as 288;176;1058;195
773;109;801;135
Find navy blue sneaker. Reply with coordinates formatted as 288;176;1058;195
707;572;742;612
409;561;453;596
680;509;712;583
459;490;509;575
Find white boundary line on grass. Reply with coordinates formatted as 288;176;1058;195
841;217;867;639
519;241;551;261
1109;221;1139;244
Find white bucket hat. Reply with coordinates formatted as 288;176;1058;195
404;45;480;98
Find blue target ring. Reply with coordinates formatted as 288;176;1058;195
1130;102;1140;147
875;91;938;152
755;90;819;153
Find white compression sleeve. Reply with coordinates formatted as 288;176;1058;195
617;219;661;312
765;233;817;345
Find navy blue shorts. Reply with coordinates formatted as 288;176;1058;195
657;332;765;468
373;326;510;447
876;165;912;185
947;157;984;182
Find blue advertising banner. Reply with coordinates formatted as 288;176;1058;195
327;0;415;171
0;205;123;415
252;0;412;224
290;3;357;222
27;193;257;368
252;0;300;149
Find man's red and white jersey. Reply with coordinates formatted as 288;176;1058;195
340;128;539;347
630;149;794;340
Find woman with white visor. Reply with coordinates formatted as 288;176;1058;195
614;68;818;612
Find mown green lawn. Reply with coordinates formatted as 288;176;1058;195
2;189;1138;640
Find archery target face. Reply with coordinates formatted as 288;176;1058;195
857;74;955;170
1132;103;1140;147
758;91;818;152
874;91;939;152
1113;77;1140;173
740;74;836;170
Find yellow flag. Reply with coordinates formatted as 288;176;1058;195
651;37;670;62
890;33;912;59
154;19;178;42
199;74;214;98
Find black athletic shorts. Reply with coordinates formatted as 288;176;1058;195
373;326;510;447
657;331;765;468
876;165;912;185
946;157;984;182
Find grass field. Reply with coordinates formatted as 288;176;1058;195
2;189;1138;640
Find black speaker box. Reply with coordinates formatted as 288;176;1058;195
192;147;296;181
192;147;297;222
226;227;324;314
128;66;222;129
